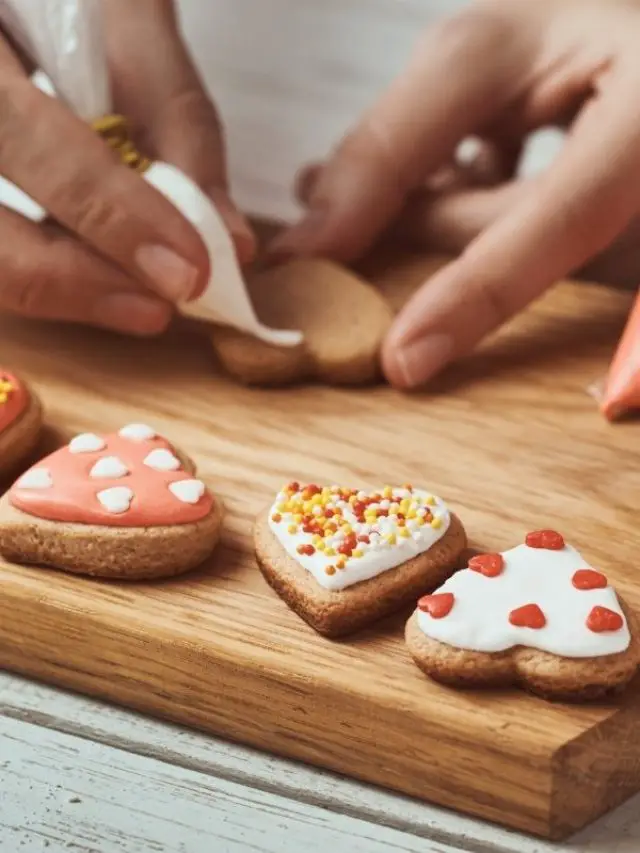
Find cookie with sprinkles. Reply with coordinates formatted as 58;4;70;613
0;423;223;579
254;482;467;637
405;532;640;701
0;370;43;479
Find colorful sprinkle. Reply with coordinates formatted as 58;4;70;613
418;592;455;619
509;603;546;630
525;530;565;551
572;569;608;591
586;606;623;633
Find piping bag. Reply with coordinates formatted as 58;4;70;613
598;289;640;421
0;0;302;348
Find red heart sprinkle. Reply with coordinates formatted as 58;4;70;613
586;606;623;633
418;592;455;619
509;603;546;630
468;553;504;577
525;530;565;550
572;569;608;591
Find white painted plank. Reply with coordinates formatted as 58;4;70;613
0;715;462;853
3;674;639;853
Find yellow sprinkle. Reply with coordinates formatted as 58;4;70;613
399;528;410;538
341;524;352;534
384;533;396;545
416;517;426;527
431;517;442;529
293;514;303;524
389;502;400;513
383;485;393;499
316;515;326;526
311;494;323;506
288;524;297;534
312;535;323;545
407;509;417;520
317;540;326;551
426;496;436;506
399;499;410;514
352;549;364;558
303;501;313;513
322;487;331;498
276;503;286;513
325;548;336;557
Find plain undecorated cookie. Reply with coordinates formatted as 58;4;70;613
210;258;393;385
406;532;640;701
0;424;223;579
0;371;43;479
254;483;467;637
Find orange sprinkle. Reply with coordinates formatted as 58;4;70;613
271;513;282;523
325;565;336;576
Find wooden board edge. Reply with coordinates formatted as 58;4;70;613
0;586;560;838
548;689;640;840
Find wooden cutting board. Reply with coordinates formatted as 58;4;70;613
0;252;638;842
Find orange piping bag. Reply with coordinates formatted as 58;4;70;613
601;289;640;421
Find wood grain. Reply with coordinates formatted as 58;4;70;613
2;715;465;853
0;253;638;841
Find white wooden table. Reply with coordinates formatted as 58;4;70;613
1;672;639;852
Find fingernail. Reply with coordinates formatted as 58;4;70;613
135;244;199;302
94;293;172;336
394;334;453;388
267;209;328;259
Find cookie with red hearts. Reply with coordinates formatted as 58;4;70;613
405;531;640;701
0;370;43;478
0;423;223;579
254;482;467;637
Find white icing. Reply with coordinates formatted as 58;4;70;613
143;449;181;472
118;423;156;442
169;479;206;504
96;486;134;514
16;468;53;489
268;487;451;591
417;543;631;659
89;456;129;479
68;433;106;454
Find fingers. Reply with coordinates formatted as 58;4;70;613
270;7;529;263
0;34;209;304
106;0;256;265
0;206;171;334
383;69;640;388
394;180;530;253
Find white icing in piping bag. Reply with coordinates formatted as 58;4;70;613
0;0;301;347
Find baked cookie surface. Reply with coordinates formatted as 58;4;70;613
255;482;467;637
0;423;223;579
406;530;640;700
0;371;43;478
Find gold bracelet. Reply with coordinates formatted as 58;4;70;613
91;114;151;174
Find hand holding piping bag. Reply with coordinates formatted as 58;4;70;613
0;0;300;347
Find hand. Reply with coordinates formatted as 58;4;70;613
0;0;255;335
272;0;640;387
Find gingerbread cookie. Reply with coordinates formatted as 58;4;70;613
0;423;223;579
406;530;640;701
210;259;393;385
254;482;467;637
0;370;43;478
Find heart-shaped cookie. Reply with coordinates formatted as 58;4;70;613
0;424;223;579
0;370;43;478
406;531;640;701
210;259;393;386
254;482;467;637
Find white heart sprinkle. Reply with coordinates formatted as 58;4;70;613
143;448;181;472
68;433;106;454
97;486;134;514
16;468;53;489
89;456;129;479
118;423;156;442
169;479;206;504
